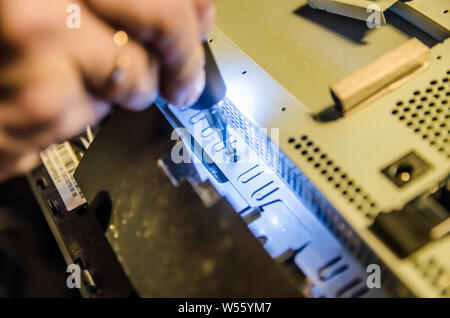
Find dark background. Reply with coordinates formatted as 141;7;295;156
0;177;77;297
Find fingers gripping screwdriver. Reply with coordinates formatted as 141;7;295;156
190;43;238;162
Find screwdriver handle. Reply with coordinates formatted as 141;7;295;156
190;43;227;110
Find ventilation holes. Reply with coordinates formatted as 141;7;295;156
412;257;450;297
287;135;379;219
392;70;450;158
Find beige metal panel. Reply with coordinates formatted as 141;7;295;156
211;27;449;216
216;0;433;114
392;0;450;41
308;0;397;23
408;0;450;30
412;236;450;297
209;27;450;296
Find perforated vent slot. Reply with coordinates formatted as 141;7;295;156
392;69;450;158
221;98;378;260
413;258;450;297
288;135;379;220
221;98;278;165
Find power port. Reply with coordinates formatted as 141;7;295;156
393;164;414;183
382;151;431;187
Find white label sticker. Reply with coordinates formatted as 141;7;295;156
40;142;87;211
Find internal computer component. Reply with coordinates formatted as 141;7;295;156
27;0;449;298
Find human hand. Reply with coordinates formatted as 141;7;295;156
0;0;215;181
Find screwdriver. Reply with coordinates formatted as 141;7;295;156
190;43;238;162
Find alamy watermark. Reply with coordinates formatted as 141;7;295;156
66;263;382;290
66;264;81;289
66;4;81;29
169;125;280;166
367;4;382;29
64;3;383;33
366;264;381;289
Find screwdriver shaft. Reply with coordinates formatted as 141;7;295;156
202;104;237;162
